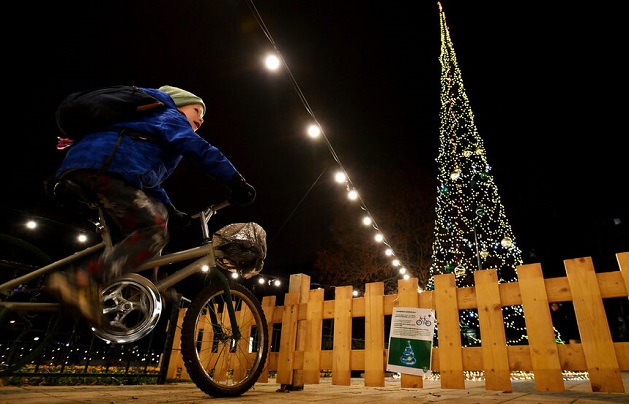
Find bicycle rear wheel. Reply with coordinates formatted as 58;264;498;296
0;236;61;375
181;280;268;398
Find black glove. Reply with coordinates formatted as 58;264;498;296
227;173;256;206
166;202;191;230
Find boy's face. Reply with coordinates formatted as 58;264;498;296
178;104;204;132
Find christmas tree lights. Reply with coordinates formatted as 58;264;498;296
428;3;526;346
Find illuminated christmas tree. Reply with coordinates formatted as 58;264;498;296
427;3;526;346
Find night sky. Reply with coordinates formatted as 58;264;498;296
3;1;627;282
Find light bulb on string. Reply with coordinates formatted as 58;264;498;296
264;53;280;70
307;124;321;138
334;171;346;183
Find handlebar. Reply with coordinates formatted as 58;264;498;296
190;200;231;220
191;201;231;241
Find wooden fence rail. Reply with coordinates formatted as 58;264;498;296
167;252;629;393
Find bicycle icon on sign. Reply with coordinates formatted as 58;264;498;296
416;315;432;327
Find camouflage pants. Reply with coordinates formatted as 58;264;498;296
62;170;169;283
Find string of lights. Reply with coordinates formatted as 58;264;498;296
245;0;411;284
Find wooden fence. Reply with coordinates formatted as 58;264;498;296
166;252;629;393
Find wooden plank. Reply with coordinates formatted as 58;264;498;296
332;285;353;385
474;269;512;392
418;290;435;309
258;295;277;383
352;296;365;318
212;308;230;382
507;345;532;371
384;294;397;314
351;349;365;370
564;257;624;392
232;303;253;382
498;282;522;307
456;286;477;310
166;308;186;379
460;346;484;370
320;350;333;370
617;252;629;295
433;273;465;388
287;274;310;388
276;292;300;385
397;277;423;388
303;288;324;384
517;263;564;391
557;344;587;370
614;342;629;369
364;282;385;386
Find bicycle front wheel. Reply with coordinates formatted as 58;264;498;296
181;280;268;398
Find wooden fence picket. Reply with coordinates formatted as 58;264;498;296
517;263;564;391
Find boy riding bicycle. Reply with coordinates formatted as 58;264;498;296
48;85;256;327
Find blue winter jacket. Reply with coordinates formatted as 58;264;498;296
55;87;238;205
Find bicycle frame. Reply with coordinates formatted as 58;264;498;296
0;201;238;332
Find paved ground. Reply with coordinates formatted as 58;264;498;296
1;374;628;403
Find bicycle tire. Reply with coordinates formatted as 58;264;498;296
0;238;61;375
181;280;268;398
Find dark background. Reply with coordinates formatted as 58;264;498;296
2;1;627;285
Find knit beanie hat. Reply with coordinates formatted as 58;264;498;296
159;85;206;116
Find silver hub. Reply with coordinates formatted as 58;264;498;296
92;273;163;344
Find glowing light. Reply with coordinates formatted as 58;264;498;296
348;189;358;200
26;220;36;229
374;233;383;242
201;265;209;272
450;167;462;181
399;267;407;275
307;124;321;138
258;277;265;284
231;272;239;279
362;216;372;226
500;237;513;248
392;259;400;267
264;54;280;70
385;249;393;256
334;171;346;183
77;234;87;243
272;279;281;287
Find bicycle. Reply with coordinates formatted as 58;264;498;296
0;179;269;398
